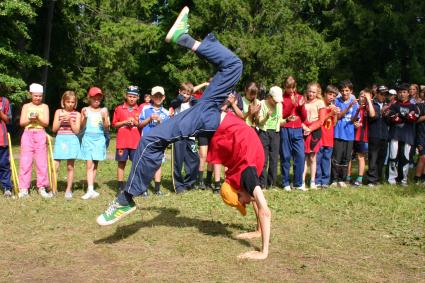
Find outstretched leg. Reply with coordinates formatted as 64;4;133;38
97;6;243;226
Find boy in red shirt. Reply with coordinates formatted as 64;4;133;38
208;112;271;260
315;85;339;188
112;86;142;192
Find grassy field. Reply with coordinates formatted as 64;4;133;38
1;140;425;282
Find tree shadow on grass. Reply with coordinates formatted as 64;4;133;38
105;179;177;195
94;206;255;249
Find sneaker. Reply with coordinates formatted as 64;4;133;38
310;182;318;190
141;191;149;198
367;183;376;188
65;191;73;200
338;181;347;188
4;190;12;197
18;189;29;198
165;6;190;43
388;180;397;185
353;180;362;187
154;190;163;196
321;184;329;189
283;185;292;192
39;187;53;199
213;187;220;194
81;190;99;200
176;188;187;194
194;181;206;190
401;182;408;187
96;199;137;226
294;185;308;192
330;182;338;187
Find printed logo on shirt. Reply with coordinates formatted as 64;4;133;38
118;149;124;156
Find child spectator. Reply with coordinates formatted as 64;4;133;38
384;83;419;186
18;83;51;198
170;82;199;193
331;80;359;187
316;85;339;188
79;87;110;199
139;86;170;195
140;93;151;109
409;84;421;104
112;86;141;192
302;82;326;189
52;91;81;199
241;82;261;127
366;85;390;186
280;76;307;191
257;86;283;189
348;89;376;186
414;100;425;183
0;94;13;197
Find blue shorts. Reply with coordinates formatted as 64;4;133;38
115;148;136;161
353;141;368;154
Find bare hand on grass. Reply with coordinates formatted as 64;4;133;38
237;250;267;260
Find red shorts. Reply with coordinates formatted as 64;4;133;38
304;128;322;153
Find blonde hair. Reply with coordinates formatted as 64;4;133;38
305;82;323;100
284;76;297;89
180;82;194;95
60;90;78;109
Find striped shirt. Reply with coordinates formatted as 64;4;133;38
0;97;11;146
57;110;78;135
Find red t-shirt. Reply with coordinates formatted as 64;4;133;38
112;103;141;149
207;113;264;191
321;108;335;147
281;92;307;128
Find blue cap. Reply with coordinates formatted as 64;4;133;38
127;86;139;96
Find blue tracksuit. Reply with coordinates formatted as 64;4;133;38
125;33;243;196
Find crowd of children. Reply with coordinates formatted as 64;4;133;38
2;79;425;198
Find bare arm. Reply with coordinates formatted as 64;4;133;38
193;82;209;93
237;186;271;260
51;110;61;133
20;104;29;127
70;112;81;134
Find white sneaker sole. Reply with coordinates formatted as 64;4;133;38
165;6;189;43
96;206;137;226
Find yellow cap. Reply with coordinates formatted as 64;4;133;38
220;182;246;216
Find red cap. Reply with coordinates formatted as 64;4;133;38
88;87;103;97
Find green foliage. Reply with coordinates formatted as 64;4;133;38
0;0;46;103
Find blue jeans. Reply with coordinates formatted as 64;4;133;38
315;146;333;185
125;34;243;196
0;146;12;191
280;128;305;187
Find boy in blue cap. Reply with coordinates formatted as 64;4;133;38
97;6;243;225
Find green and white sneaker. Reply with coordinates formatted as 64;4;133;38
165;6;190;43
96;199;136;226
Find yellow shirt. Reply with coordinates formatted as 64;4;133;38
26;105;44;129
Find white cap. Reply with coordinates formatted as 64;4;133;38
269;86;283;103
389;89;397;95
151;86;165;96
29;83;43;93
